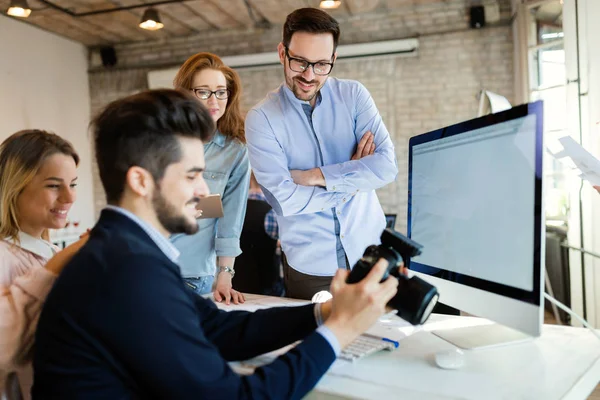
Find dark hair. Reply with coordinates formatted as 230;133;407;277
0;129;79;242
283;8;341;51
174;52;245;143
91;89;214;204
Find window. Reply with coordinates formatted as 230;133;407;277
527;0;567;223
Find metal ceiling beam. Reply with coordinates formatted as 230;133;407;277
37;0;196;17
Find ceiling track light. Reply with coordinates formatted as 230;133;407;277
7;0;32;18
139;7;164;30
319;0;341;9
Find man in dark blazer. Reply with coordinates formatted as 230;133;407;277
32;89;398;399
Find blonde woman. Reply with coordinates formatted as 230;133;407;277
0;130;83;399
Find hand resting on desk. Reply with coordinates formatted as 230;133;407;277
213;271;245;305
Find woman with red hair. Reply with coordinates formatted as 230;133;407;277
171;53;249;304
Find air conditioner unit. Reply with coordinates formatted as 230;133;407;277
147;38;418;89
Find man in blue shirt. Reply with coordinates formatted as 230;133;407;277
246;8;398;299
32;89;399;399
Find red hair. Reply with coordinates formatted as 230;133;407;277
173;52;245;143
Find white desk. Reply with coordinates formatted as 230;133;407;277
216;294;600;400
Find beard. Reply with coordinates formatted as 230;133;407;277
152;189;199;235
286;73;322;102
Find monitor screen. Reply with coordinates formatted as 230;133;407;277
408;101;543;307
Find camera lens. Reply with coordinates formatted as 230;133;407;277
420;292;439;325
345;229;439;326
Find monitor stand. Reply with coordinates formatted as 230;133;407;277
431;323;533;350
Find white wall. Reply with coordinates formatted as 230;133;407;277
0;15;94;231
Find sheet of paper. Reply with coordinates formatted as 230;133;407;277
226;309;415;375
364;317;418;342
485;90;512;113
229;342;300;375
551;136;600;186
213;293;310;312
218;296;417;376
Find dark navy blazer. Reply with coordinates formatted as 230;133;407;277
33;210;335;399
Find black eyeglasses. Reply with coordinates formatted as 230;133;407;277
191;88;230;100
284;47;334;76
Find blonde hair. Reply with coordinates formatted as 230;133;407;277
0;130;79;242
173;52;246;143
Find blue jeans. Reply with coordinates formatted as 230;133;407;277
184;276;214;295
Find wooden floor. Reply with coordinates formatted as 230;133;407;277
544;310;600;399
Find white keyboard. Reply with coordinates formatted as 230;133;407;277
339;334;398;362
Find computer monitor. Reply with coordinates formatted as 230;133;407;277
407;101;544;349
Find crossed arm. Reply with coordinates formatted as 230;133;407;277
290;131;377;187
246;83;398;217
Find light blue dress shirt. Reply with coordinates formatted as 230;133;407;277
171;131;250;278
246;78;398;276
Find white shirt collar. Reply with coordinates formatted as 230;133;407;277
4;231;57;260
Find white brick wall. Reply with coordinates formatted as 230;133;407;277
89;0;514;233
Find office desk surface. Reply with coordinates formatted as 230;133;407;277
216;294;600;400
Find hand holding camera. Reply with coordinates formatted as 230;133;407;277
320;229;438;348
346;229;439;326
324;258;399;349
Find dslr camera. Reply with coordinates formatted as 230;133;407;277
346;229;439;325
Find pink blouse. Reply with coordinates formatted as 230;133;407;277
0;233;58;400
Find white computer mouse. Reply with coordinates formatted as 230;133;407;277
434;348;465;370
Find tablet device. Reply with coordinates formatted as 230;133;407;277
196;194;224;219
